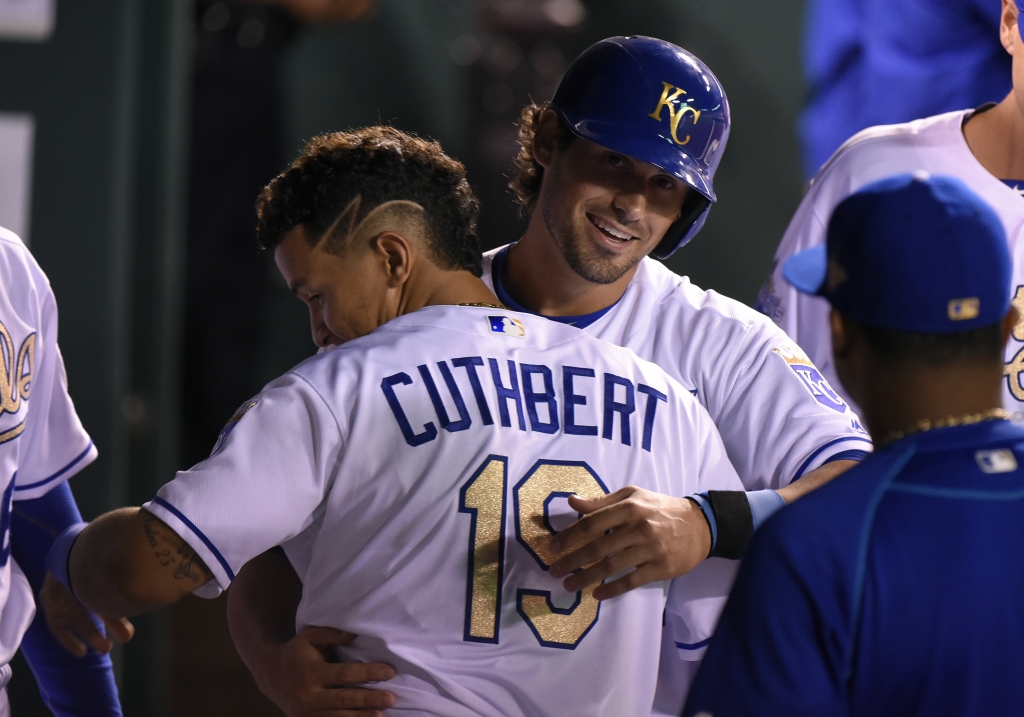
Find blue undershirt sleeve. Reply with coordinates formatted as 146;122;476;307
11;481;122;716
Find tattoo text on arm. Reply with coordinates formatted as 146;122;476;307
140;511;212;587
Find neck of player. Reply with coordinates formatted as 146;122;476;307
410;266;502;313
963;93;1024;181
502;215;637;317
856;361;1005;444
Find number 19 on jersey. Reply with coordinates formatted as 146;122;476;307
459;455;608;649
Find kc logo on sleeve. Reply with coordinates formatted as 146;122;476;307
0;319;34;445
209;400;258;458
773;343;847;413
488;316;525;339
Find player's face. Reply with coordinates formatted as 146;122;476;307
274;225;392;347
536;132;690;285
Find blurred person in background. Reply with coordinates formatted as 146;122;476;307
800;0;1010;178
687;174;1024;717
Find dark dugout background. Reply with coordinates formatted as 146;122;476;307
0;0;806;713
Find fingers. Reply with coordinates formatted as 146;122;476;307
74;615;113;655
103;616;135;643
313;686;397;712
324;660;397;686
561;545;649;593
566;488;631;514
549;491;639;556
301;625;360;649
50;624;88;659
549;522;637;579
592;564;660;601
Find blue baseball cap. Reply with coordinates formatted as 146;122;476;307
783;173;1011;332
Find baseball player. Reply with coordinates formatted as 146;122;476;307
45;126;746;717
760;0;1024;418
0;227;125;714
228;36;871;716
687;174;1024;717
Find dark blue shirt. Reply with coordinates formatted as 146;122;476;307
801;0;1011;179
686;419;1024;717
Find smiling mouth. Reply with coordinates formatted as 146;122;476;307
587;213;637;244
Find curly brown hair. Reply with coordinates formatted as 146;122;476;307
509;103;576;213
256;126;482;276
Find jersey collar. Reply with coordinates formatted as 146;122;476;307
490;245;620;329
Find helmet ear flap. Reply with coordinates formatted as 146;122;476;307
651;192;711;259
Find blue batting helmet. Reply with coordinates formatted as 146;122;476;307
551;36;730;259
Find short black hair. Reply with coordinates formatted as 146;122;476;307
509;102;576;214
860;321;1004;367
256;126;482;276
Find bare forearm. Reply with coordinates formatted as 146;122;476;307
227;549;303;676
776;459;859;504
69;507;212;617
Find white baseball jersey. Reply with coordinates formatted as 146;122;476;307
759;109;1024;417
482;246;872;712
145;304;744;717
0;227;97;665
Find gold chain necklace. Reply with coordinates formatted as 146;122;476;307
883;408;1011;445
457;302;506;309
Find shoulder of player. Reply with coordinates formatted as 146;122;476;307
813;109;969;181
631;259;789;349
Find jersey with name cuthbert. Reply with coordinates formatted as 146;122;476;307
144;304;744;717
759;109;1024;416
0;228;97;666
483;247;871;711
686;419;1024;717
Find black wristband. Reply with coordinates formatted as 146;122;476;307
706;490;754;560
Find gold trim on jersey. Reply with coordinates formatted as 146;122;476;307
0;419;26;445
0;319;34;417
1003;286;1024;401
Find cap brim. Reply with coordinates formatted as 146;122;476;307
782;245;828;295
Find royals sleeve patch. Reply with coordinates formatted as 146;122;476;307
773;344;847;413
209;400;259;457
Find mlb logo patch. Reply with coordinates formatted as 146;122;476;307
488;315;525;338
948;297;980;321
773;344;847;413
975;449;1018;474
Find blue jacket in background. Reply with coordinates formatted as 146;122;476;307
801;0;1011;179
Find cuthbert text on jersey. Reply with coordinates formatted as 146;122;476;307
381;358;669;452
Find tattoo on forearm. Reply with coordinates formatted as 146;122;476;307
140;512;210;586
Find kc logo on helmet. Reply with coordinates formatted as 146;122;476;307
649;81;701;147
773;344;847;413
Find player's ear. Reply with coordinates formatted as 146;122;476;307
373;231;413;288
533;109;562;169
1001;305;1019;348
830;310;851;358
1000;0;1018;53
